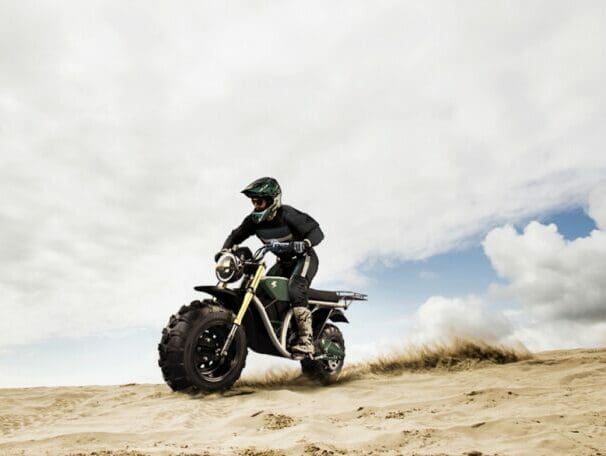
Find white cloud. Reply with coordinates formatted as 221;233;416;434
2;1;606;350
588;183;606;230
387;185;606;353
484;223;606;324
509;320;606;352
413;295;514;345
480;188;606;350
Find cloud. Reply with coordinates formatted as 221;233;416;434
392;185;606;352
484;223;606;323
2;1;606;349
413;295;514;345
509;320;606;351
480;188;606;349
588;183;606;230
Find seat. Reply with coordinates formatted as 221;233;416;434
308;288;339;302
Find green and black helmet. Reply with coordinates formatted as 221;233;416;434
241;177;282;223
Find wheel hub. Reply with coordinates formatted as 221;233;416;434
195;328;227;373
318;337;344;372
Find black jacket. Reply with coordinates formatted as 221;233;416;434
222;205;324;256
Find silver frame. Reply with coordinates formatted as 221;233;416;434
250;295;349;359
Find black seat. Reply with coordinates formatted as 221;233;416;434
308;288;339;302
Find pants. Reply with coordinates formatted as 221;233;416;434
267;249;318;308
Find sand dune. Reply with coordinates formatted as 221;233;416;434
1;345;605;456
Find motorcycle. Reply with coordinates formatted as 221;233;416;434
158;242;367;392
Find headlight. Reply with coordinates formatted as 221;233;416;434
215;252;243;283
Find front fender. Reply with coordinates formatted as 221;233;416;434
193;285;243;314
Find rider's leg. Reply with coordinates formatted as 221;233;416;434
288;249;319;357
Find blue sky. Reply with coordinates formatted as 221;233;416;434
346;207;595;312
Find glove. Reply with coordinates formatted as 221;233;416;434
292;240;308;254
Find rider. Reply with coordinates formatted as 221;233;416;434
218;177;324;358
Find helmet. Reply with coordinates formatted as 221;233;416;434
241;177;282;223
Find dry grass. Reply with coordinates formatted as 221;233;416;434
337;338;530;382
237;338;530;389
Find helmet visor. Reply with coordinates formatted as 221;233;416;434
251;197;271;212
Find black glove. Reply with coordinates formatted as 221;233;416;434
292;240;308;254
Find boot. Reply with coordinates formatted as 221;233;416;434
291;307;314;359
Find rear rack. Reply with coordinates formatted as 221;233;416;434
308;291;368;309
336;291;368;301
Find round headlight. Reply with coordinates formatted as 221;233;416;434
215;252;242;283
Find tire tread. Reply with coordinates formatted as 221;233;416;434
158;299;247;392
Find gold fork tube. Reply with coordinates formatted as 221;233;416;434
234;263;265;325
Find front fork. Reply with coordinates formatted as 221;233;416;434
219;263;266;357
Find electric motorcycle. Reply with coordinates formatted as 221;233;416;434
158;242;367;392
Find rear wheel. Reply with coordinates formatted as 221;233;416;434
158;300;247;392
301;324;345;384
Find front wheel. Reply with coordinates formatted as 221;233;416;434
301;324;345;385
158;300;247;392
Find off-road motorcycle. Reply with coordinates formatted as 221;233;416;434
158;242;367;392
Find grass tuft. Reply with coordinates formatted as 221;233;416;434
236;338;530;389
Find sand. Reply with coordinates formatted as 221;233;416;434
1;348;605;456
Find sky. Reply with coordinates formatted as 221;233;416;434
1;1;606;387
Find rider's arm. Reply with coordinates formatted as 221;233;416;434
222;215;255;249
284;206;324;247
304;225;324;247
